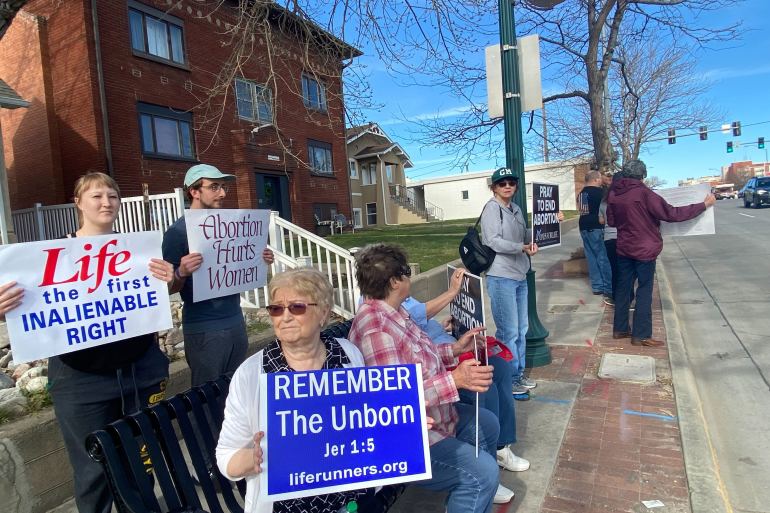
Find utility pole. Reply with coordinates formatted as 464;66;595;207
498;0;551;367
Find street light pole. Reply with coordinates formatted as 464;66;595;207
498;0;551;367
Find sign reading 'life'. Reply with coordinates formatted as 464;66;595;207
0;232;173;363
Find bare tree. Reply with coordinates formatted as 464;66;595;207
609;40;723;162
2;0;742;172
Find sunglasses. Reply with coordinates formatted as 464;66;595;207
496;179;518;187
265;302;318;316
398;266;412;278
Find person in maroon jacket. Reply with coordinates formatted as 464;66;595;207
607;160;716;347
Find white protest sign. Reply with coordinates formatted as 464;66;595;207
185;209;270;302
0;232;173;363
656;183;715;236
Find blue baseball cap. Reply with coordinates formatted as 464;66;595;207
183;164;235;187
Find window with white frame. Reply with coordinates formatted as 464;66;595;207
138;102;195;159
366;203;377;226
308;140;333;175
301;74;327;111
385;164;394;183
461;190;469;200
348;159;359;179
235;78;272;124
352;208;363;228
362;162;377;185
128;1;185;65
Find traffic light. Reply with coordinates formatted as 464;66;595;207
727;141;734;153
699;126;708;141
760;137;765;149
732;121;741;137
668;128;676;144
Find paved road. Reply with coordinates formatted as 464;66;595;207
660;198;770;513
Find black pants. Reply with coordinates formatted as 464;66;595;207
48;345;169;513
604;239;635;303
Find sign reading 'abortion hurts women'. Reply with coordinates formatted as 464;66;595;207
0;232;173;363
185;209;270;302
259;364;432;501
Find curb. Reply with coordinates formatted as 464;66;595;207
657;260;731;513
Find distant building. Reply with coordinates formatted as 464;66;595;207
407;160;590;221
346;122;436;229
0;1;359;232
722;161;770;188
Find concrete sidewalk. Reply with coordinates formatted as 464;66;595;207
394;222;695;513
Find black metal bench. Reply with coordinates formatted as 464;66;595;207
86;320;405;513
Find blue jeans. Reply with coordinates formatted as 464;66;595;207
614;256;656;339
459;356;517;447
581;229;612;295
419;403;499;513
487;275;528;382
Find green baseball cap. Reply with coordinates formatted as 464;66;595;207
183;164;236;187
490;167;518;184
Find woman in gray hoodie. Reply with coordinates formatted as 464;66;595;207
480;168;538;398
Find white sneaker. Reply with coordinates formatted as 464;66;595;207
519;377;537;389
494;483;515;504
496;447;530;472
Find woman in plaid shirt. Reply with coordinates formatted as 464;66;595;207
349;244;512;513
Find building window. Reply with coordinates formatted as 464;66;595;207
235;78;272;124
128;2;185;65
461;190;469;200
138;102;195;159
352;208;363;228
349;159;358;179
366;203;377;226
301;74;327;111
362;162;377;185
385;164;394;183
308;140;333;176
313;203;338;223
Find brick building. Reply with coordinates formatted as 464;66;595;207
0;0;358;231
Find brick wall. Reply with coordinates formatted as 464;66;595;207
1;0;352;230
0;11;65;208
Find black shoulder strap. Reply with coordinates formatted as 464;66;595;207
474;202;505;229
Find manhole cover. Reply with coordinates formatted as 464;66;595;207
548;304;580;313
598;353;655;384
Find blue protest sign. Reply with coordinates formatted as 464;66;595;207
259;364;431;501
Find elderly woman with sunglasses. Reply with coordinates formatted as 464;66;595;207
480;168;538;397
216;268;367;513
349;243;503;513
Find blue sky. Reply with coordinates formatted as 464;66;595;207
348;0;770;186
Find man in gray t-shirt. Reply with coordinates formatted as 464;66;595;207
163;164;273;386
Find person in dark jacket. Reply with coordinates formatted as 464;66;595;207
607;160;716;347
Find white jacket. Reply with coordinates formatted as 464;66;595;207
215;338;366;513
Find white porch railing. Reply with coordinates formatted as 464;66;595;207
239;211;360;319
11;189;186;242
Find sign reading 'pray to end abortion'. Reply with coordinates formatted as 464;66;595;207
185;209;270;302
532;182;561;248
0;232;173;363
259;364;432;501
